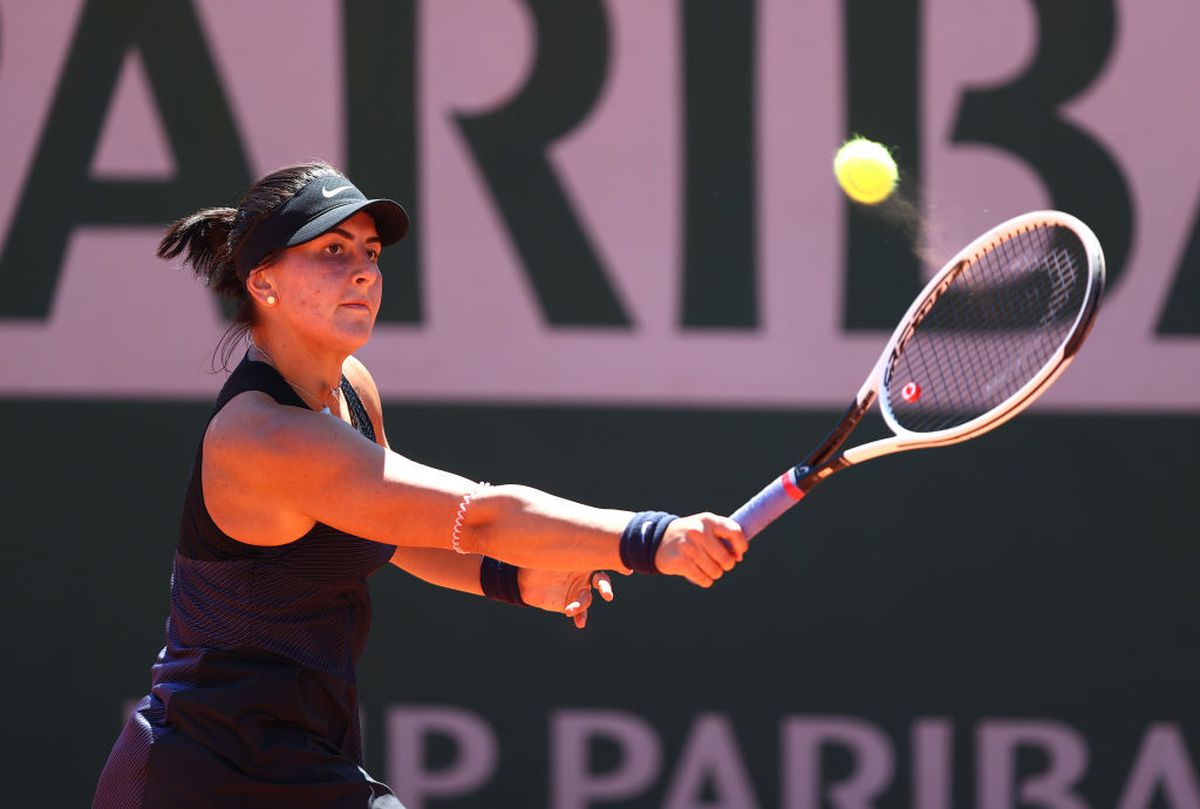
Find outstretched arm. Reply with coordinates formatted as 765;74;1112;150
206;401;746;583
204;348;749;585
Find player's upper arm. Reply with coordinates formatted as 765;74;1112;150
204;391;471;548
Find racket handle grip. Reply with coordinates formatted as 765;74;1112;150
730;470;806;541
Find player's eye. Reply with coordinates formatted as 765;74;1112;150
325;243;343;255
366;248;379;262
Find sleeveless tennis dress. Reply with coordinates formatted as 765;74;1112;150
93;356;403;808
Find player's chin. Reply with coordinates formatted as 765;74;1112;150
331;311;377;346
319;330;372;360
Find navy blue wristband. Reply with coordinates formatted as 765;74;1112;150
619;511;679;574
480;556;526;606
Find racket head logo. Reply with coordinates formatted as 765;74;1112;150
901;381;922;403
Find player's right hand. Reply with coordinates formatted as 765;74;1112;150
654;513;748;587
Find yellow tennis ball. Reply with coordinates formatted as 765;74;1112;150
833;138;898;204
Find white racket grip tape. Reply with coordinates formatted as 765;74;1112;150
730;470;806;541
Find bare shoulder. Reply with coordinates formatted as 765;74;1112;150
205;389;274;445
342;354;388;446
204;390;310;469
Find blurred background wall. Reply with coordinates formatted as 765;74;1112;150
1;1;1198;806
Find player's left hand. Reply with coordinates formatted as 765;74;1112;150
518;569;615;629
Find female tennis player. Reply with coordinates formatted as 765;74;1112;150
92;161;748;808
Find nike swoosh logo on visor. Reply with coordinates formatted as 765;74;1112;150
322;184;354;198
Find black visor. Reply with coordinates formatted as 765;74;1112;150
234;174;410;276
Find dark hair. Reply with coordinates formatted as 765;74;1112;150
157;160;342;369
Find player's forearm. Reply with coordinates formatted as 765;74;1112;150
460;484;632;572
388;547;484;595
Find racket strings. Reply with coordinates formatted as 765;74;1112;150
885;224;1089;433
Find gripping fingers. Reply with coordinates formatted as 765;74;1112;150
684;537;726;581
710;516;748;561
698;532;738;572
720;517;750;559
694;517;746;572
684;565;716;588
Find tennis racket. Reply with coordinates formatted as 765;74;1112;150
732;210;1105;540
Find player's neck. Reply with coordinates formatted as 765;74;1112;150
248;331;346;410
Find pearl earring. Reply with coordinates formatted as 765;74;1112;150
266;295;277;306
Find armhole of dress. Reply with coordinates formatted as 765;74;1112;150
182;358;315;560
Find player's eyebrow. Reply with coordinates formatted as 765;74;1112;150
326;226;381;244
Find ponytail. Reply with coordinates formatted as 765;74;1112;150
157;207;239;295
158;207;249;370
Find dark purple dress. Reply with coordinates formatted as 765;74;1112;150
94;357;402;808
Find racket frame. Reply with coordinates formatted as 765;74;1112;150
846;210;1104;466
734;210;1105;538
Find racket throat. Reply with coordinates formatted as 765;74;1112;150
790;395;871;495
792;457;852;495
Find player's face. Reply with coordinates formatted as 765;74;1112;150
263;211;383;352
